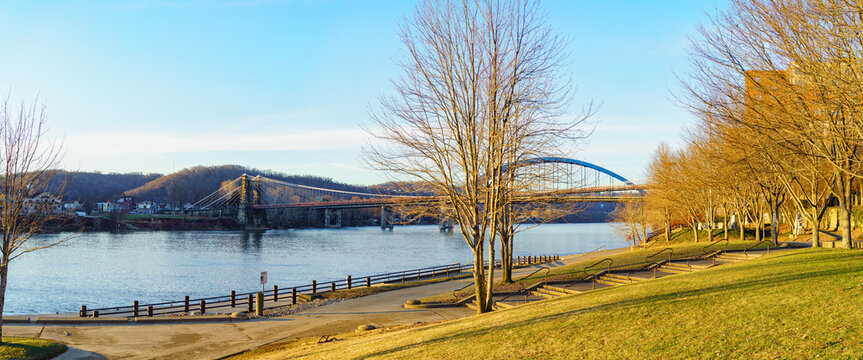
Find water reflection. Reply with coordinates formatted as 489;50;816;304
239;231;264;253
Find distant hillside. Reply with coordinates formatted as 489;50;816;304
124;165;370;205
50;171;162;204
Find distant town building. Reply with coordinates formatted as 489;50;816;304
23;192;62;214
136;200;157;214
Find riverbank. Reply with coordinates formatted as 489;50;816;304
4;246;629;359
41;215;241;233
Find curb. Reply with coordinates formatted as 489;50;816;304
29;315;250;325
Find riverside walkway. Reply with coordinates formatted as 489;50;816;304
6;248;628;360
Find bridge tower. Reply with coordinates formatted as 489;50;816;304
380;206;394;230
237;174;268;229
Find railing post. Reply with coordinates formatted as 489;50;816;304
133;301;139;317
200;300;206;315
417;269;421;282
230;291;236;307
147;305;153;317
255;292;264;317
330;282;336;293
366;276;371;287
312;280;317;295
347;275;352;290
93;310;99;318
273;285;279;301
185;295;190;313
80;305;87;317
292;288;297;305
402;271;406;283
247;294;253;313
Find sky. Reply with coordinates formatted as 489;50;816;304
0;0;726;185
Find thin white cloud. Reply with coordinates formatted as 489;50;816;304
65;127;373;155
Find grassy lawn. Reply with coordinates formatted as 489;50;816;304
231;248;863;359
0;337;66;360
421;239;775;303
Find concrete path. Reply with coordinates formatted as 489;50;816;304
6;249;626;359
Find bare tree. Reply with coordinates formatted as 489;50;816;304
610;200;648;249
679;0;863;248
646;143;677;243
365;0;586;313
0;96;65;342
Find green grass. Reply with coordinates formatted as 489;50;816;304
421;240;774;303
0;337;66;360
232;248;863;359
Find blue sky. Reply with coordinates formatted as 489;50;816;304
0;0;725;185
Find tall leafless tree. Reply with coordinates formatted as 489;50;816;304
0;96;65;342
365;0;589;313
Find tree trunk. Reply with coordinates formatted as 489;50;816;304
471;228;488;314
500;230;513;284
0;261;7;343
722;204;729;241
811;203;821;248
771;210;779;246
664;217;670;243
692;219;699;243
837;171;853;249
755;212;762;242
485;234;495;313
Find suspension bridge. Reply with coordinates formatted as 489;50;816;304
186;157;645;229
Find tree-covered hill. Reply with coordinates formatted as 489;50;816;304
50;171;162;204
124;164;370;205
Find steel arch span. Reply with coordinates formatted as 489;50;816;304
512;156;634;185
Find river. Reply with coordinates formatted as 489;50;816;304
7;223;626;315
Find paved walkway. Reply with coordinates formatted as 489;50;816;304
6;248;627;359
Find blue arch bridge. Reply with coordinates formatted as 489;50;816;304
186;157;645;230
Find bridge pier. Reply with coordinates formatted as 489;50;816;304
237;174;269;230
439;216;453;233
324;208;342;228
380;206;394;230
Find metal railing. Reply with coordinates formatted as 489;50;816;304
646;247;673;263
80;254;559;318
82;262;468;317
494;266;551;306
744;239;772;256
702;238;729;254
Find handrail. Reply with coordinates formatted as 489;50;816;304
646;247;673;263
494;266;551;305
582;258;614;278
516;266;552;283
702;238;729;254
744;239;772;256
451;282;474;301
586;244;607;255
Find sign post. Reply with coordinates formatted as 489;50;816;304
260;271;267;293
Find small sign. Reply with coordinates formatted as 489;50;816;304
260;271;268;285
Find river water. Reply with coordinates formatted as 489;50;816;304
7;223;625;315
